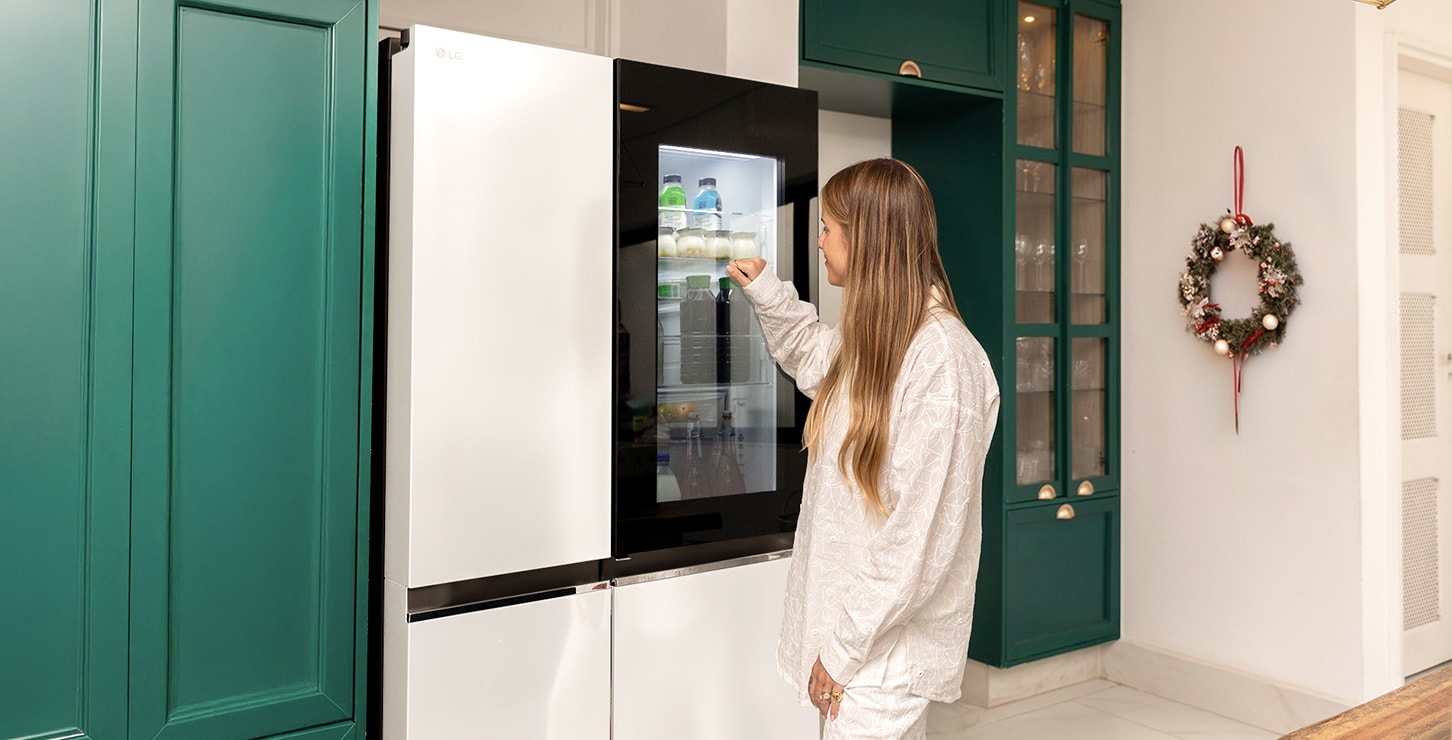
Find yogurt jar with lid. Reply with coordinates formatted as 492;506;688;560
729;232;759;259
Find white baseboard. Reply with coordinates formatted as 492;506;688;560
1101;641;1351;734
959;646;1106;707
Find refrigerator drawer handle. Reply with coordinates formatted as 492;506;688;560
408;581;609;623
899;60;923;78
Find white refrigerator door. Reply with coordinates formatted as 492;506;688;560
613;555;819;740
404;587;611;739
386;26;613;587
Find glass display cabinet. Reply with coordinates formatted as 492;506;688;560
972;0;1122;667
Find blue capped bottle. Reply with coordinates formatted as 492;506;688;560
692;177;722;231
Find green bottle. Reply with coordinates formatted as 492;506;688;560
659;174;687;231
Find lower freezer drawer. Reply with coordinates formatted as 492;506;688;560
400;587;611;739
612;554;817;740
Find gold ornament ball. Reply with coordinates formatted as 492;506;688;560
1220;216;1237;234
1262;314;1279;331
1214;339;1230;355
1210;247;1224;262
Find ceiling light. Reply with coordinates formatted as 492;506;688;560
1023;15;1036;23
1353;0;1397;8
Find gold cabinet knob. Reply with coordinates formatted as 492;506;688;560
1056;504;1076;520
1076;480;1094;497
898;60;922;78
1037;484;1056;500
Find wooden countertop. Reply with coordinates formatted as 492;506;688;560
1281;664;1452;739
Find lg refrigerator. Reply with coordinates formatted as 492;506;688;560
380;26;817;739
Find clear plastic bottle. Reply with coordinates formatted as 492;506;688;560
679;275;717;384
692;177;722;230
679;412;712;498
655;452;681;502
729;284;760;382
659;174;688;231
712;411;746;496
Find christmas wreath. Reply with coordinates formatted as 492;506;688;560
1176;147;1303;432
1177;213;1302;357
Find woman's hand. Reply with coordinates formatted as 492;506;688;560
726;257;766;287
808;656;846;720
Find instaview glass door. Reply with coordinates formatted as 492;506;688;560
655;146;779;502
613;60;817;573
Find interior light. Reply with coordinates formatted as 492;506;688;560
1023;15;1036;23
1352;0;1396;7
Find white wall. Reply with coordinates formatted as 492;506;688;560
378;0;798;87
813;111;893;326
1121;0;1367;704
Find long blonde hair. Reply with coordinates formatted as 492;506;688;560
803;158;961;516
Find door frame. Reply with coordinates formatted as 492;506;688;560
1386;36;1452;684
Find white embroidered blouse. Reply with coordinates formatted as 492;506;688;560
739;267;1001;704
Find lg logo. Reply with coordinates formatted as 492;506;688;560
435;47;463;60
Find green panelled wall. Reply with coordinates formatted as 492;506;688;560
1;0;376;737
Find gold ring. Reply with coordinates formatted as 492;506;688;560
819;691;831;702
831;691;843;702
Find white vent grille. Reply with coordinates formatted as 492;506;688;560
1402;293;1437;439
1404;477;1441;631
1400;108;1435;256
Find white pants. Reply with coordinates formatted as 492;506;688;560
819;631;929;740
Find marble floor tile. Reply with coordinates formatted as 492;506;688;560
929;700;1178;740
928;681;1280;740
1075;685;1278;738
928;679;1120;734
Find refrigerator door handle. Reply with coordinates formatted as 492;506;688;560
613;549;791;587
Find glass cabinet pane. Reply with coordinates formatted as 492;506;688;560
1070;337;1107;480
1072;14;1109;156
1015;159;1056;324
1016;2;1056;149
1070;168;1107;325
1015;336;1056;487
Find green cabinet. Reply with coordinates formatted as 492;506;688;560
969;0;1122;667
801;0;1005;94
801;0;1121;668
0;0;377;737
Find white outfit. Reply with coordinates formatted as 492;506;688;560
739;268;1000;730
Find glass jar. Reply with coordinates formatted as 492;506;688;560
729;231;758;259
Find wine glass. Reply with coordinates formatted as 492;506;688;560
1015;235;1030;291
1071;238;1090;293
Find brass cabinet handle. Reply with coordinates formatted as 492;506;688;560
1056;504;1076;520
1077;480;1094;497
899;60;922;78
1037;484;1056;500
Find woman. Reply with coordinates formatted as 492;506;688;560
726;158;999;739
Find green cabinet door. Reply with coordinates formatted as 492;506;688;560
129;1;372;737
998;495;1120;663
0;1;135;737
801;0;1004;92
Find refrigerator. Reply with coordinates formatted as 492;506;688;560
379;25;818;739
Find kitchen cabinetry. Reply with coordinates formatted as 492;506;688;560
800;0;1004;94
804;0;1121;668
972;0;1122;667
1;0;378;737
